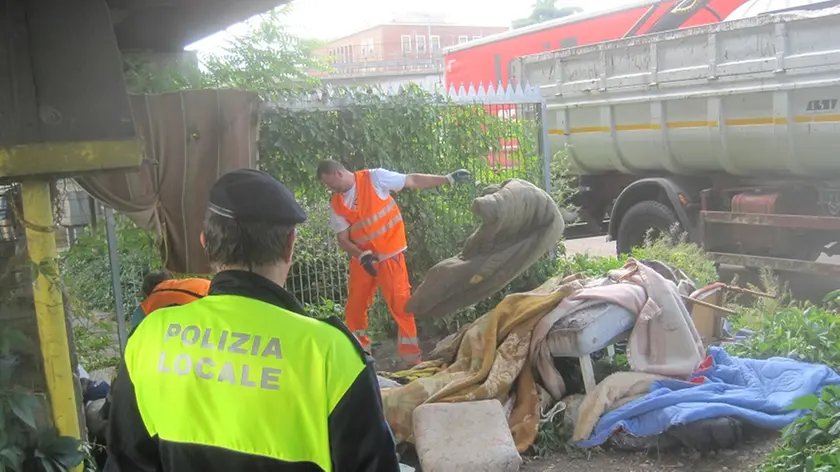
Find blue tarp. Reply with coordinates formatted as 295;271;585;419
579;346;840;447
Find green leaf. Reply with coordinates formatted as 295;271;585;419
787;394;820;412
35;432;85;470
805;428;825;445
0;446;24;471
8;391;39;429
821;289;840;303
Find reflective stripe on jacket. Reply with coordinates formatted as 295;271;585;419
331;170;407;256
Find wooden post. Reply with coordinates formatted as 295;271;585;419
20;179;82;471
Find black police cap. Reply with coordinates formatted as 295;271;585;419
208;169;307;225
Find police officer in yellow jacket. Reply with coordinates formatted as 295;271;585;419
105;169;399;472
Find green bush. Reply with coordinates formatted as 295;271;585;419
556;252;625;278
726;303;840;371
629;235;717;287
759;386;840;471
553;237;716;287
61;215;161;318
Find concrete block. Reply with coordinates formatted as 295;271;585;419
413;399;522;472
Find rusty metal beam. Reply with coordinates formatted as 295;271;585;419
709;252;840;277
702;211;840;231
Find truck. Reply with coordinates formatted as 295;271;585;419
513;3;840;277
443;0;752;90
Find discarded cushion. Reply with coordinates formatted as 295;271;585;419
406;178;564;319
413;400;522;472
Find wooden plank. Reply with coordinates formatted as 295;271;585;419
0;140;143;179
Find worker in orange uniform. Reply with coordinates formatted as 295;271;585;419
317;159;471;366
129;270;211;335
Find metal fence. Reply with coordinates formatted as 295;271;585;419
42;83;552;312
276;83;552;306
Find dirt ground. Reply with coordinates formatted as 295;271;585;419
522;432;778;472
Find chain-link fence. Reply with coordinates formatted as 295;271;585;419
281;84;551;306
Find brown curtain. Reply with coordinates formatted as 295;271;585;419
78;89;261;275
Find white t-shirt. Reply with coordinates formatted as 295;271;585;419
329;168;407;234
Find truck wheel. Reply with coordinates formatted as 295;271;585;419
617;201;680;255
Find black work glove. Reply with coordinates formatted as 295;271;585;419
446;169;471;184
359;250;378;277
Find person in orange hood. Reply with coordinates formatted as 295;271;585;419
316;159;470;366
129;270;210;335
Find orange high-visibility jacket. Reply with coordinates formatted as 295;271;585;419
331;170;407;256
139;278;210;316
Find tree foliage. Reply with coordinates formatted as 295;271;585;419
123;6;325;97
200;9;326;98
512;0;583;29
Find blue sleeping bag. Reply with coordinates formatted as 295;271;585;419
580;346;840;447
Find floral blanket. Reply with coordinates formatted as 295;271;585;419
381;276;575;452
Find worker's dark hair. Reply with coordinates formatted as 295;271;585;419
316;159;346;179
203;211;295;268
142;270;173;297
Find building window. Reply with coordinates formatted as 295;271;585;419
401;35;412;53
416;35;427;53
458;35;469;44
472;35;481;40
430;35;441;51
361;38;374;58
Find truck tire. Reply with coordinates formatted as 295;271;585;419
617;200;680;255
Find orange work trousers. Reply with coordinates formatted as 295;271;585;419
345;252;421;364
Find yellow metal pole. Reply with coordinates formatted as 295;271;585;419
20;179;82;460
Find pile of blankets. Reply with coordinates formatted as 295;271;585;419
382;257;711;451
382;258;840;452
